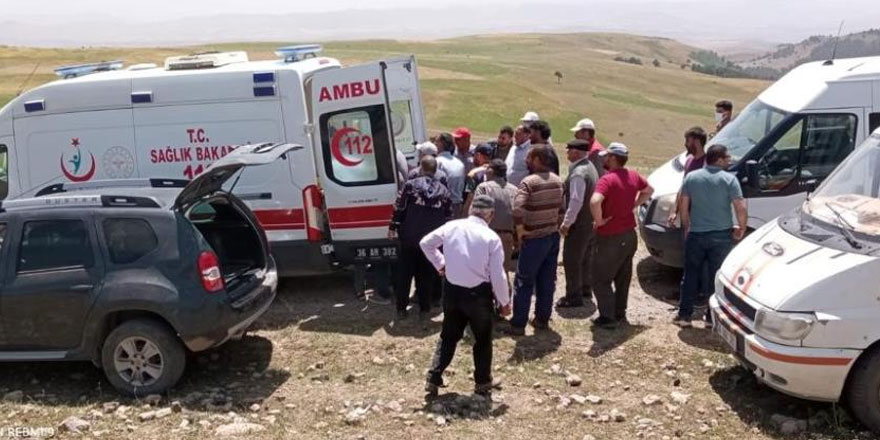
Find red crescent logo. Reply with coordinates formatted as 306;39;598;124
330;127;364;167
61;153;97;182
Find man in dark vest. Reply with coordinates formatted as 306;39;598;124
557;139;599;308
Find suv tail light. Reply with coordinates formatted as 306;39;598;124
303;184;325;243
198;251;224;293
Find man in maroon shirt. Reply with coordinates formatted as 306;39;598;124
668;127;707;227
589;143;654;328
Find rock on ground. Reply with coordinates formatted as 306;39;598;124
58;416;91;433
215;422;266;437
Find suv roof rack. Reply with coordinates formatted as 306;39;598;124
35;178;189;197
2;194;161;212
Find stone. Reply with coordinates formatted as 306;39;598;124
171;401;183;413
770;414;808;435
670;391;690;405
372;357;385;365
144;394;162;406
701;359;715;368
138;411;157;422
58;416;91;433
565;374;583;387
345;408;369;425
103;401;121;413
215;422;265;437
642;394;662;406
585;395;603;404
179;419;191;429
249;404;261;413
610;409;627;422
583;435;597;440
582;410;596;419
385;401;403;413
550;364;563;375
556;396;572;409
2;390;23;403
435;415;447;426
154;408;172;419
570;394;587;405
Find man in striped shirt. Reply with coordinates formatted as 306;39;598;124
506;145;565;335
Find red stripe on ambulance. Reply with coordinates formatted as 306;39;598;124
328;205;393;229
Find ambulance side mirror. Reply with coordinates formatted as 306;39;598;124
744;160;759;190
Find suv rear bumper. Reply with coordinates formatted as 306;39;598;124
182;263;278;352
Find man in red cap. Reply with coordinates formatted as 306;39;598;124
453;127;476;175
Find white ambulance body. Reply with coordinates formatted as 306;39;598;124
0;48;427;276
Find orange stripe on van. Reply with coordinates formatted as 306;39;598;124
748;343;852;366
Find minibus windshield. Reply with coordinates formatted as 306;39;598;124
806;135;880;239
712;100;789;162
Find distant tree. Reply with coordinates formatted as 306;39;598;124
652;59;661;68
554;70;563;85
680;64;687;69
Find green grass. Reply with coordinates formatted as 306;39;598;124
0;33;769;171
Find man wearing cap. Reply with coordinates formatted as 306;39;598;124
557;139;599;308
421;194;512;397
507;145;565;335
452;127;476;175
473;159;519;272
389;156;454;321
590;143;654;328
571;118;605;176
528;120;560;176
435;132;467;214
506;124;533;187
520;111;540;125
463;143;495;212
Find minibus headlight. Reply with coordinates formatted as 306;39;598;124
650;194;679;228
754;310;815;341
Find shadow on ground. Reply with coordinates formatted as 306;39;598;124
636;257;681;307
676;327;729;354
587;323;648;358
709;366;863;437
0;335;288;412
424;391;509;420
506;328;563;363
554;301;597;320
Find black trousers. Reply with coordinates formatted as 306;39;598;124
427;281;494;387
591;230;638;320
562;223;595;303
395;242;438;312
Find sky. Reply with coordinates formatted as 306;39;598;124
2;0;879;49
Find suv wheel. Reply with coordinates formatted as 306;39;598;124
101;319;186;396
846;346;880;433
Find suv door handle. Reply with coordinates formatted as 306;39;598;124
70;284;94;292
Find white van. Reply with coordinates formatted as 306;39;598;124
0;46;427;276
710;129;880;432
640;56;880;268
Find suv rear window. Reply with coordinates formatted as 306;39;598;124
104;218;159;264
18;220;93;272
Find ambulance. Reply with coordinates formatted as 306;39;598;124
639;56;880;268
710;128;880;432
0;46;427;276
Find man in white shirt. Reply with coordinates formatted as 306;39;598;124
505;124;532;187
420;195;511;396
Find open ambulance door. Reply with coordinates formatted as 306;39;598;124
309;57;425;264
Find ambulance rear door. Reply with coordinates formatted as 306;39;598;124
385;56;427;164
309;58;424;263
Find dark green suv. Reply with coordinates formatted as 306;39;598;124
0;143;296;395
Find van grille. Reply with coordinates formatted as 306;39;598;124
723;286;757;322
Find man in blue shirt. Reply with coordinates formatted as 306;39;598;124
674;144;747;327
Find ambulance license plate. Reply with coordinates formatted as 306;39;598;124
353;245;399;261
714;321;738;351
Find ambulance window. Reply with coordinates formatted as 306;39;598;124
0;145;8;200
319;105;394;186
390;100;416;155
870;113;880;134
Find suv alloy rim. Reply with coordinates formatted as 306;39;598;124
113;337;165;387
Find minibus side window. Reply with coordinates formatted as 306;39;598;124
0;145;8;200
757;113;857;192
319;105;395;187
870;113;880;135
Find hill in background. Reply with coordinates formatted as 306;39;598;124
0;33;767;170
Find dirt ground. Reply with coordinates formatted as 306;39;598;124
0;241;876;440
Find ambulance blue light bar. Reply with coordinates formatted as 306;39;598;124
54;61;124;79
275;45;322;63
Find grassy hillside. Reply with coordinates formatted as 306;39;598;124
0;33;768;171
738;28;880;77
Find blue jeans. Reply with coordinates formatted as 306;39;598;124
511;233;560;328
679;230;732;319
